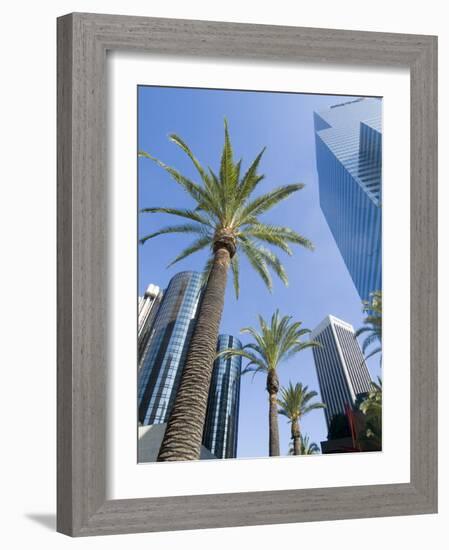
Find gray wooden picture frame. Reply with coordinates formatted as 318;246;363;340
57;12;438;537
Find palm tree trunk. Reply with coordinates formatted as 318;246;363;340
292;420;301;455
267;370;280;457
157;247;231;461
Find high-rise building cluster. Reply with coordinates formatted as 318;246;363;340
137;271;242;459
136;96;382;460
311;97;381;450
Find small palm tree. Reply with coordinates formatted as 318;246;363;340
299;435;320;455
278;382;325;455
359;378;382;449
288;434;321;455
220;311;318;456
288;434;320;455
356;290;382;361
140;120;313;461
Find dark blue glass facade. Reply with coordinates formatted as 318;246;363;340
202;335;242;459
138;271;203;425
314;97;382;300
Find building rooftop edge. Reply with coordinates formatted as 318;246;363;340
218;334;242;347
310;314;355;339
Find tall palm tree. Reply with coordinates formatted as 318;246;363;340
220;311;318;456
139;120;313;461
278;382;325;455
355;290;382;361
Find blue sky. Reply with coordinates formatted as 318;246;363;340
138;85;381;458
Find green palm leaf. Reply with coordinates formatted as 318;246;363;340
139;206;213;227
167;236;212;267
139;223;206;245
356;290;382;362
230;253;240;299
239;184;305;222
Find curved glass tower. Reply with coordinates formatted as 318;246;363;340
202;334;242;459
138;271;203;425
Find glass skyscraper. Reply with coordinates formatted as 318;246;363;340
202;334;242;459
138;271;203;425
310;315;373;430
138;283;163;369
314;97;382;300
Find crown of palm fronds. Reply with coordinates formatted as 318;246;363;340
218;310;319;375
139;119;313;297
278;381;325;422
355;290;382;360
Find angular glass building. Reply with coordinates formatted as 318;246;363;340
138;283;163;369
138;271;203;425
314;97;382;300
310;315;373;430
202;334;242;459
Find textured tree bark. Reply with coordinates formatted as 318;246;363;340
267;370;280;457
292;420;301;456
157;247;230;461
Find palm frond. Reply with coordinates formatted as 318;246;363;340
361;332;380;353
355;326;373;337
363;346;382;361
252;245;289;286
140;206;213;227
235;147;266;204
230;253;240;299
139;223;206;245
168;134;209;183
239;238;272;291
138;150;220;217
243;223;314;252
167;236;211;267
242;364;269;381
239;184;304;222
356;290;382;363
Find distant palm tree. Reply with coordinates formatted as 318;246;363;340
140;120;313;461
220;311;318;456
278;382;325;455
288;435;320;455
299;435;320;455
356;290;382;361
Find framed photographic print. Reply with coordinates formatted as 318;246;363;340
57;13;438;536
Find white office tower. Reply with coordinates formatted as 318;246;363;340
310;315;373;430
138;284;163;368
